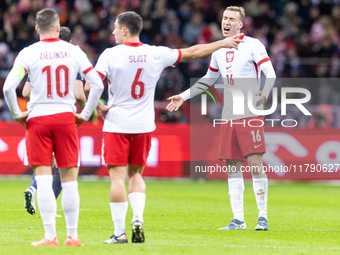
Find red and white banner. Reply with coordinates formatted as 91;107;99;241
0;122;189;177
0;122;339;179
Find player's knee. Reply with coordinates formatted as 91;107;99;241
128;170;142;179
128;164;144;177
247;155;263;175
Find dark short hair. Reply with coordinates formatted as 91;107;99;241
59;26;71;42
117;11;143;36
36;8;59;31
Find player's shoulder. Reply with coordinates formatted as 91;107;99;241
17;42;41;58
243;36;263;46
123;43;167;52
22;41;41;51
64;44;87;58
100;44;126;56
134;43;172;52
63;42;81;51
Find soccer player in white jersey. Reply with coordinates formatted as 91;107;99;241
3;9;104;246
167;6;276;230
22;26;86;216
93;11;243;244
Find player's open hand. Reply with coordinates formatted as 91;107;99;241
15;110;31;128
223;33;244;49
255;91;267;107
74;113;86;127
166;95;184;112
97;104;115;120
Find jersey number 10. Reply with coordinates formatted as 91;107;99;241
42;65;69;98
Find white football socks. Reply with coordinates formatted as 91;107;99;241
128;192;146;223
110;201;128;236
61;181;80;240
35;175;57;241
252;173;268;219
227;172;245;221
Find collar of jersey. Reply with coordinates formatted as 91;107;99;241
237;34;245;44
124;42;143;47
40;38;61;42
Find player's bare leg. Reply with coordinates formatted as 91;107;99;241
31;165;59;245
128;164;146;243
59;167;84;246
218;160;246;230
247;153;268;230
104;166;128;244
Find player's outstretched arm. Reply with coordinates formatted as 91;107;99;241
180;33;244;62
166;73;219;112
166;95;184;112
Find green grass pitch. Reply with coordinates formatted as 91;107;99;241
0;177;339;255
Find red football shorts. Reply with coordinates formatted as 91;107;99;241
102;132;152;166
26;112;79;168
218;116;266;161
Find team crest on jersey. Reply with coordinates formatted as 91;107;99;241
226;51;234;62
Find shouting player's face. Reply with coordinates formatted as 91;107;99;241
113;20;124;44
221;10;243;38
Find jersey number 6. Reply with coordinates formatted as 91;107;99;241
42;65;69;98
131;68;145;99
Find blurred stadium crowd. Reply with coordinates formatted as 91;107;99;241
1;0;340;126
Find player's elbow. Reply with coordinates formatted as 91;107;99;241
85;73;104;95
3;86;9;95
3;83;12;97
267;70;276;79
93;82;104;94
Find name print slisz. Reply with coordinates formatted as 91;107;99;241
129;54;147;63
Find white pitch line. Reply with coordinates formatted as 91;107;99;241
222;244;340;250
3;240;339;250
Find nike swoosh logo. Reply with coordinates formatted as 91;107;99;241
257;192;265;195
254;144;262;149
226;66;232;69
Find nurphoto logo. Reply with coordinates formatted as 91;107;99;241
199;84;312;127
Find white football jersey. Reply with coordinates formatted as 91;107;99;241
205;36;272;120
14;38;94;120
95;42;181;133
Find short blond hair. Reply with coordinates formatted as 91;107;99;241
226;6;245;21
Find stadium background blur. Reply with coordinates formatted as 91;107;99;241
0;3;339;253
0;0;340;179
